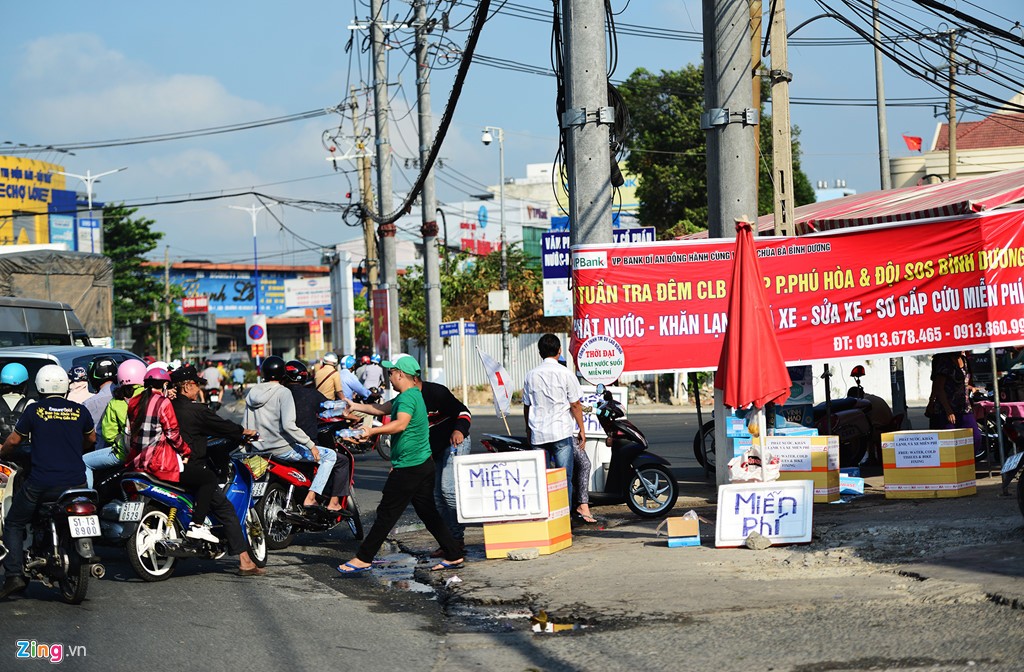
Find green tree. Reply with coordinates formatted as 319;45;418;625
397;243;569;343
619;65;815;239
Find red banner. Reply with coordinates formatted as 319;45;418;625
571;209;1024;373
182;295;209;314
371;288;390;360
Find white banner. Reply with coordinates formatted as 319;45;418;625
284;276;332;309
477;347;512;417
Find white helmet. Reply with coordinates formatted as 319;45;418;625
322;352;339;366
36;364;70;395
169;359;182;371
146;360;169;372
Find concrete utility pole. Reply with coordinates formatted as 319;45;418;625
750;0;762;206
872;0;892;190
770;0;795;235
947;30;958;180
370;0;400;357
703;0;758;485
562;0;613;249
415;0;444;383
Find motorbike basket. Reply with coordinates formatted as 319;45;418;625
242;455;270;479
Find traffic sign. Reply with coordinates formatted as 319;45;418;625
439;322;459;338
464;321;477;335
245;314;268;345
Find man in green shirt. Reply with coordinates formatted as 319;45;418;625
337;354;464;574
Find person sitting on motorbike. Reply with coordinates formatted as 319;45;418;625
85;360;147;486
243;356;336;509
125;367;220;544
0;365;95;599
170;365;263;575
201;361;223;398
82;356;119;450
232;364;247;399
339;355;373;402
0;363;30;443
313;352;344;400
66;367;94;404
360;354;385;390
283;360;351;512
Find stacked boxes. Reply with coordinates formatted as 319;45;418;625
483;468;572;559
881;429;976;498
732;424;819;458
771;435;841;503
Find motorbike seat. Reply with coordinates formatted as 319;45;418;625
121;471;190;494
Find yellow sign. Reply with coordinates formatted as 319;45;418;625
0;156;66;245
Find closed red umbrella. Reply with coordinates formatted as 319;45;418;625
714;220;791;410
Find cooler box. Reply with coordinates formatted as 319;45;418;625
770;435;840;503
881;429;976;499
483;468;572;559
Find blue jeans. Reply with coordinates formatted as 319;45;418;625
276;445;337;496
434;436;470;542
533;437;575;506
3;480;86;578
83;448;124;488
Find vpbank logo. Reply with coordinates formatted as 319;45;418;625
573;251;607;270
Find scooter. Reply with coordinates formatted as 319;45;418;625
316;394;391;461
255;425;362;550
482;384;679;518
208;388;222;412
118;445;268;582
0;461;105;604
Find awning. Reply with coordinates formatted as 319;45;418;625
678;166;1024;239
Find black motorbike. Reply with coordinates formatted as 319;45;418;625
482;384;679;518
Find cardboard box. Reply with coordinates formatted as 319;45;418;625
483;468;572;559
881;429;976;499
662;517;700;548
771;435;840;503
733;425;819;458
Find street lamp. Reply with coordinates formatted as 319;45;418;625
229;202;276;315
54;166;127;253
481;125;509;367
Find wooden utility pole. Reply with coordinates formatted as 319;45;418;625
947;31;958;180
769;0;795;236
350;87;378;289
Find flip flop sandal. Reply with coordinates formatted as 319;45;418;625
336;561;372;576
430;560;464;571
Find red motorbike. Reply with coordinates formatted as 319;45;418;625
254;426;363;550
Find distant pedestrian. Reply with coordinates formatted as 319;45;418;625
927;350;983;455
523;334;586;505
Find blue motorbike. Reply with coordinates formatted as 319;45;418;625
119;446;269;582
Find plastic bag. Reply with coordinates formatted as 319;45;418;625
727;444;780;483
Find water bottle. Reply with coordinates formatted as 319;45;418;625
336;428;362;440
321;400;348;411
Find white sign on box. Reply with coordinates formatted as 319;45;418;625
453;451;549;524
894;432;941;468
715;480;814;547
766;437;814;471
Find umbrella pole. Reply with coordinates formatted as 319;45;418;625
753;406;767;482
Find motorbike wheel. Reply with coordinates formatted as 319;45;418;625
344;495;363;540
375;434;391;462
625;464;679;518
58;538;89;604
245;506;269;568
692;420;716;469
259;483;295;551
126;504;179;582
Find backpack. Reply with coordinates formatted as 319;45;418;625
0;396;28;440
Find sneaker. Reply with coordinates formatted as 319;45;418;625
0;575;28;599
185;523;220;544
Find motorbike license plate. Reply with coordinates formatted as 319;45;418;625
69;515;100;538
119;501;145;522
1002;452;1023;475
251;482;268;498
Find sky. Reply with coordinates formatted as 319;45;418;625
1;0;1020;267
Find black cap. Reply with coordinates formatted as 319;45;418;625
170;364;202;386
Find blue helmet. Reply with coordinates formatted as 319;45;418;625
342;355;356;370
1;362;29;386
370;354;381;364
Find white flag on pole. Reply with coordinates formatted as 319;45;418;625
476;347;512;417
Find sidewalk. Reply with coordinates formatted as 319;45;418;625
397;473;1024;622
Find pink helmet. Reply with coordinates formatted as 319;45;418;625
117;359;147;386
144;367;171;384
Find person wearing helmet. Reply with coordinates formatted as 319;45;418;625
201;361;224;401
244;356;336;507
0;365;95;599
170;365;262;575
87;359;148;485
314;352;344;400
359;354;385;390
0;363;30;442
83;356;119;447
66;366;94;404
283;360;351;511
338;354;372;401
125;368;220;544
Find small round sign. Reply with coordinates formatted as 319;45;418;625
248;324;265;341
576;335;625;386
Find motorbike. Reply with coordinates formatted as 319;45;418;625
316;393;391;461
256;424;362;550
118;444;268;582
208;388;222;412
0;461;105;604
482;384;679;518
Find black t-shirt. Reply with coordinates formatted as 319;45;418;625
14;397;92;487
287;384;329;447
171;397;244;463
421;381;472;459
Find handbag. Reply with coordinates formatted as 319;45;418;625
924;397;942;418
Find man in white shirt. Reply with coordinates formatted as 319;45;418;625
522;333;586;504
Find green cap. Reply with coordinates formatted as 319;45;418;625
381;353;421;376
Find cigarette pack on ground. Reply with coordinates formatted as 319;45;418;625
483;468;572;559
881;429;976;499
656;512;701;548
770;435;840;503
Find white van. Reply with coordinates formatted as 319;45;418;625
0;297;92;347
